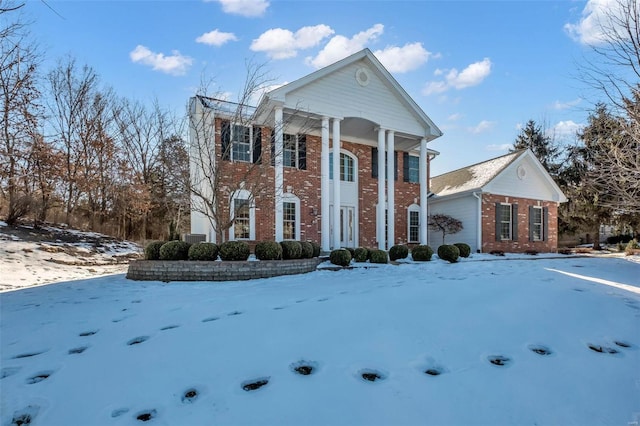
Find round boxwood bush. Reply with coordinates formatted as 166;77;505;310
343;247;355;258
389;244;409;261
308;241;321;257
354;247;368;262
159;240;191;261
280;241;302;259
188;242;219;261
144;241;165;260
454;242;471;258
437;244;460;263
219;241;250;261
255;241;282;260
369;249;389;264
300;241;314;259
329;249;352;267
411;245;434;261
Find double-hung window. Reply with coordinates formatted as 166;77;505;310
403;154;420;183
408;207;420;243
499;204;512;240
231;124;251;163
329;152;355;182
233;199;250;239
531;207;543;241
283;201;296;240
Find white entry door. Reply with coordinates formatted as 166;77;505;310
340;206;355;248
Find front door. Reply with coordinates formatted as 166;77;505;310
340;206;355;248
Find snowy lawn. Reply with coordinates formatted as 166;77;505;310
1;256;639;425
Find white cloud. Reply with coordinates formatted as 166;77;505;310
550;120;583;140
249;82;288;106
373;42;431;73
129;45;192;76
564;0;615;45
422;58;492;95
468;120;495;134
306;23;384;69
447;113;463;121
212;0;269;17
196;29;238;46
251;25;334;60
551;98;582;110
486;143;512;151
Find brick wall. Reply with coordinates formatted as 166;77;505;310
481;193;559;253
126;258;324;282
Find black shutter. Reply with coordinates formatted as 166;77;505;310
394;151;398;181
252;126;262;164
512;204;518;241
403;152;410;182
543;207;549;241
221;120;231;161
372;147;378;178
298;134;306;170
495;202;501;241
270;129;275;166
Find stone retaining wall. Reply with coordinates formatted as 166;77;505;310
126;258;324;282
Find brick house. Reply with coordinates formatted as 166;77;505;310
428;149;567;253
189;48;442;251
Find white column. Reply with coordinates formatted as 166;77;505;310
386;131;395;249
377;128;386;250
419;138;428;245
332;118;341;249
320;117;330;252
274;106;284;241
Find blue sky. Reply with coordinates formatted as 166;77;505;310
24;0;611;176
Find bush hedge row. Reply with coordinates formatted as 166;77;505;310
145;240;322;261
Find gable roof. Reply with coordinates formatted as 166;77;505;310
430;149;567;202
258;48;442;140
430;150;525;197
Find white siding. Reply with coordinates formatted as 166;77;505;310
428;195;479;253
284;60;427;136
485;156;559;201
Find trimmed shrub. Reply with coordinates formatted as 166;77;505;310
308;241;321;257
369;249;389;264
280;241;302;259
144;241;165;260
437;244;460;263
389;244;409;261
625;239;640;255
329;249;352;267
343;247;355;258
411;245;434;262
219;241;250;261
188;242;219;261
454;243;471;258
159;241;191;261
366;248;375;261
255;241;282;260
300;241;314;259
354;247;368;262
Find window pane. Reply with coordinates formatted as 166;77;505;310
409;211;419;242
533;207;543;240
283;201;296;240
232;125;251;162
500;205;511;240
234;199;250;239
341;154;354;182
408;156;420;183
283;134;297;168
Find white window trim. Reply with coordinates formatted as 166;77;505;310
532;206;543;241
283;133;303;169
230;123;253;163
500;203;512;241
282;193;301;241
407;155;420;183
229;189;255;240
329;150;357;183
407;203;420;243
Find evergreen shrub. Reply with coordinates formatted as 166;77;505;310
389;244;409;261
219;241;250;261
411;245;434;261
369;249;389;264
144;241;165;260
188;242;219;261
159;241;191;261
300;241;314;259
329;249;352;267
354;247;368;262
255;241;282;260
437;244;460;263
308;241;321;257
454;243;471;258
280;241;302;259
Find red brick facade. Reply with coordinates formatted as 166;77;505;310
212;118;427;247
481;193;559;253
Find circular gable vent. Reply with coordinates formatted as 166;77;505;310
355;68;370;87
517;165;527;180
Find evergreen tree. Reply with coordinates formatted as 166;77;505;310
510;120;561;177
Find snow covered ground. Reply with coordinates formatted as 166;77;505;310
1;247;639;425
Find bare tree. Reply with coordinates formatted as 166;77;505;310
428;213;463;245
0;9;42;224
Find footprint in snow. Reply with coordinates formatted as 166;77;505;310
202;317;220;323
488;355;512;367
1;367;21;379
12;349;48;359
78;330;98;337
9;405;40;426
160;325;180;331
127;336;150;346
587;343;619;354
26;370;54;384
135;409;157;422
290;360;319;376
614;340;633;349
111;408;129;418
68;346;89;355
358;368;387;383
181;388;199;403
242;377;270;391
227;311;243;316
528;345;553;356
317;298;330;302
273;306;287;310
